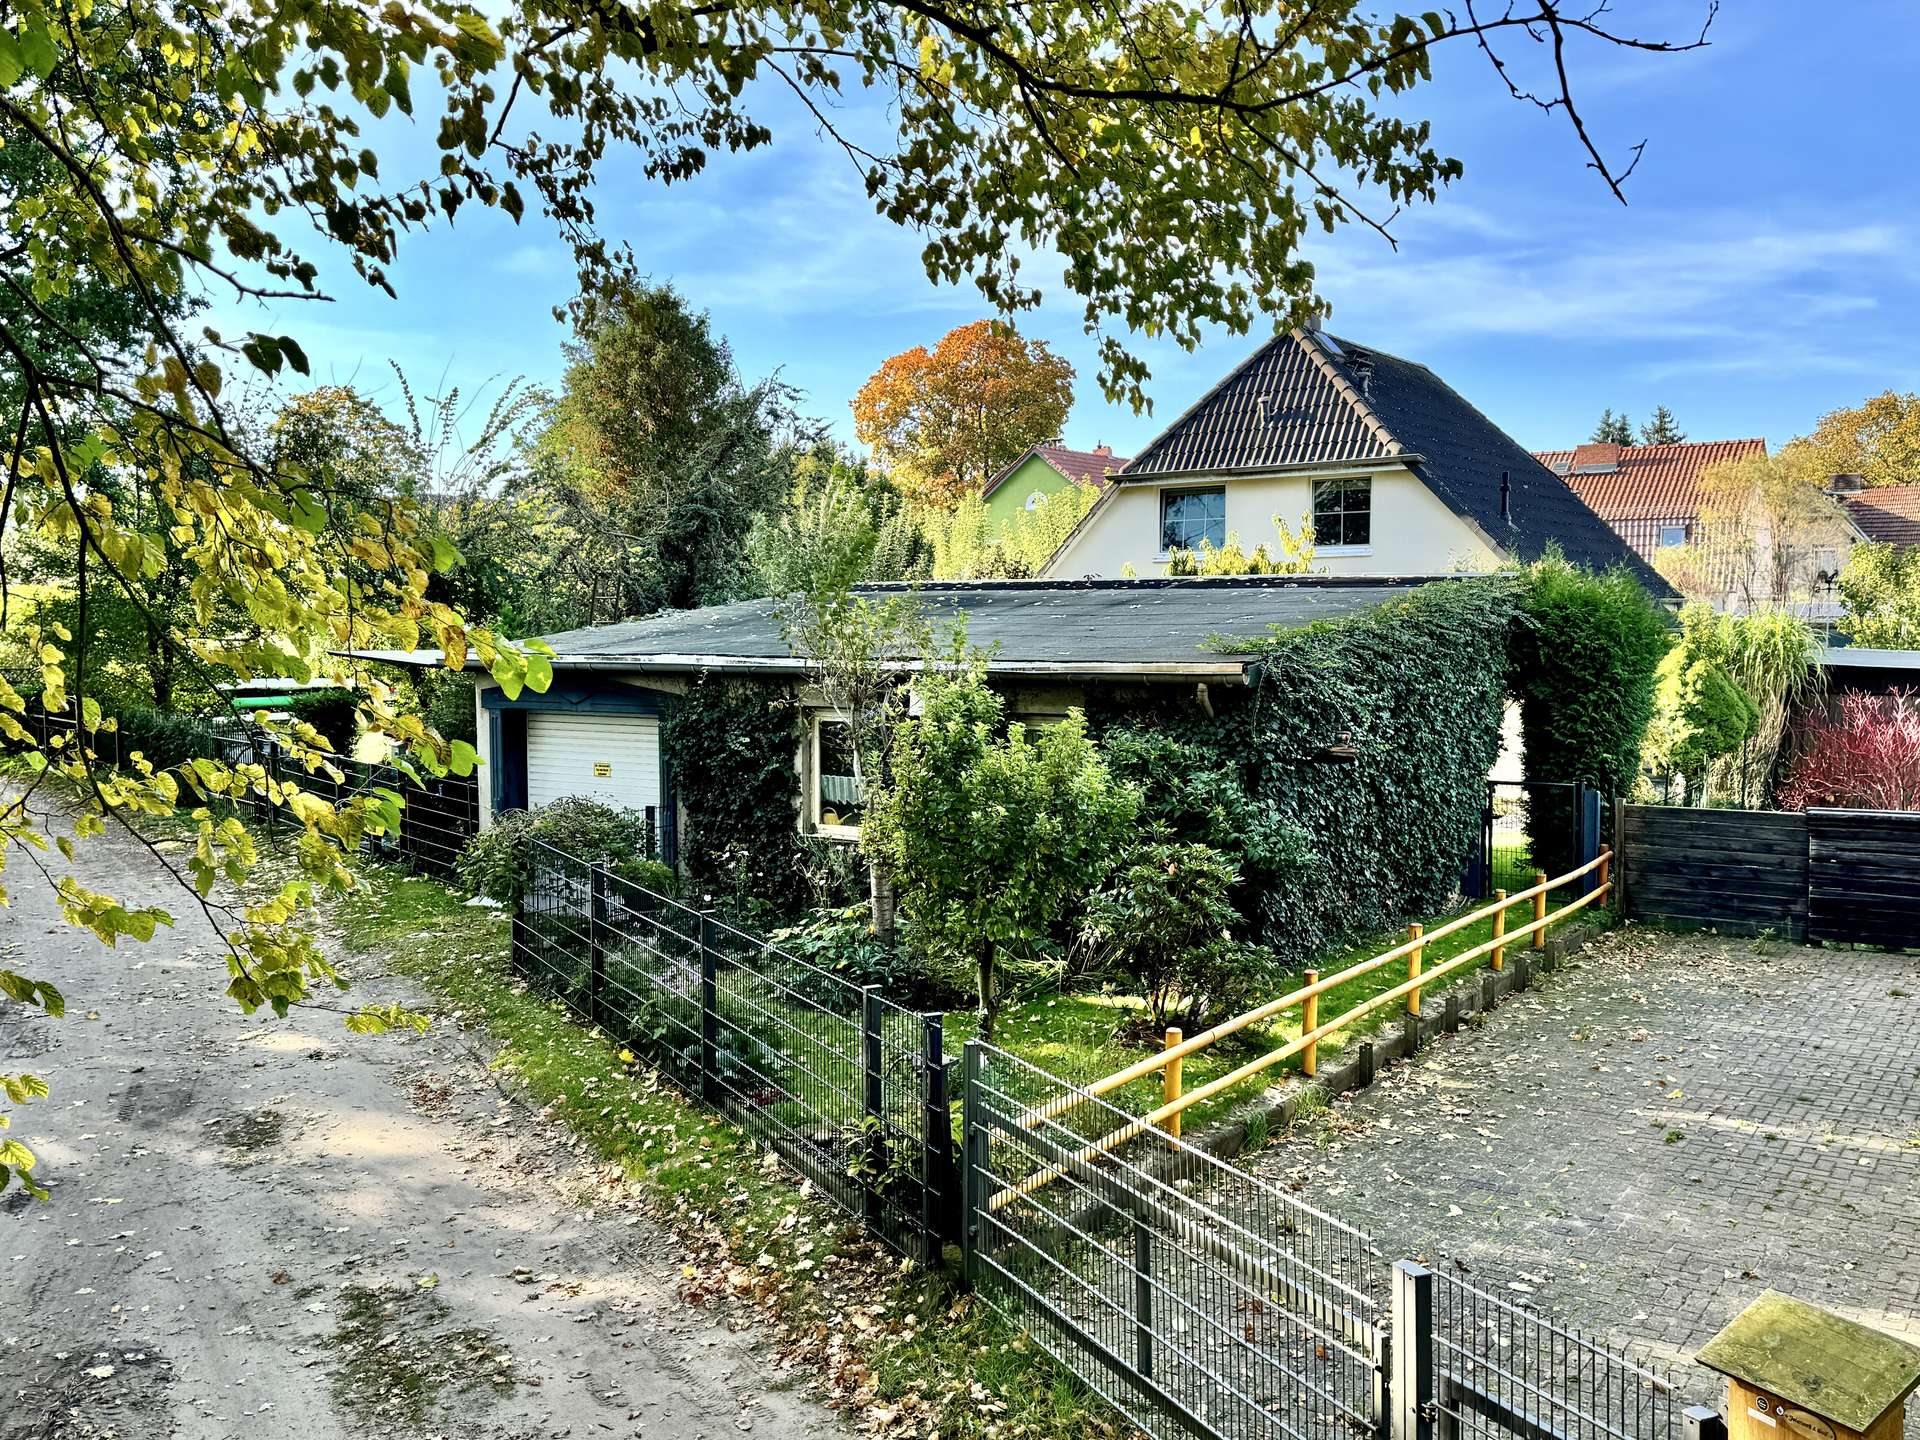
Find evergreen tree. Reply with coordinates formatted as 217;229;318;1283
1591;409;1636;446
1640;406;1686;445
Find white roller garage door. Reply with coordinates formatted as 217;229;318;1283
525;711;662;815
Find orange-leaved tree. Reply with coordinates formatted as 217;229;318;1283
852;321;1073;508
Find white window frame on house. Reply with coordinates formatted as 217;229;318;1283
1657;523;1688;548
807;712;865;840
1157;485;1226;558
1312;476;1372;553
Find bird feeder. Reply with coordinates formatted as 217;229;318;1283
1699;1292;1920;1440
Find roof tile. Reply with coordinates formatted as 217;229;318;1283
1843;483;1920;547
1533;438;1768;521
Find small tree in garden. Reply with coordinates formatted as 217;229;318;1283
863;664;1139;1039
1644;639;1757;803
1508;553;1671;868
1079;841;1267;1032
1839;542;1920;650
1778;690;1920;812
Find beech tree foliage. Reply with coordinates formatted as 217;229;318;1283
1;0;1708;1186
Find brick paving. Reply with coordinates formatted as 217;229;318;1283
1244;927;1920;1423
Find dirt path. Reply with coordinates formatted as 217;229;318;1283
0;808;845;1440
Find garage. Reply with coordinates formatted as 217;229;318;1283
524;710;663;815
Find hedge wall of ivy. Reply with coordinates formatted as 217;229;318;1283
1092;579;1518;968
661;675;809;918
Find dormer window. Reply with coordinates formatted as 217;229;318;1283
1657;524;1688;548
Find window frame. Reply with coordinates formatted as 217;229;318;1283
807;712;864;840
1158;484;1227;557
1312;476;1373;552
1656;523;1688;549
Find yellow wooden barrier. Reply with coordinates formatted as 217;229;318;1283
1301;970;1319;1077
1491;889;1508;972
1162;1028;1183;1140
1533;871;1548;949
994;851;1614;1211
1012;849;1611;1134
1406;922;1424;1016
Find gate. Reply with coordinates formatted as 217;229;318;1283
962;1042;1389;1440
1806;808;1920;948
1468;782;1604;900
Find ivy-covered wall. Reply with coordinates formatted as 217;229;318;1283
1093;580;1518;968
660;675;808;917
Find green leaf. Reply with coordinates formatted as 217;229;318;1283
0;31;23;87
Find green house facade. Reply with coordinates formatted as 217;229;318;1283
980;444;1129;529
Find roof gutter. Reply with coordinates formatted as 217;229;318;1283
1114;455;1424;484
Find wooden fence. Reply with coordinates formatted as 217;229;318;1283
1619;804;1920;948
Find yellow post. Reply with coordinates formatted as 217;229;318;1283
1533;871;1548;949
1491;889;1508;972
1162;1028;1184;1140
1406;923;1424;1016
1301;972;1319;1077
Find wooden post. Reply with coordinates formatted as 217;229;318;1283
1301;972;1319;1077
1599;844;1611;895
1491;890;1507;972
1406;923;1424;1016
1162;1028;1184;1140
1532;871;1548;949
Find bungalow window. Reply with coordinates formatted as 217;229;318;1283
810;715;864;838
1160;486;1225;553
1657;524;1688;548
1313;477;1372;549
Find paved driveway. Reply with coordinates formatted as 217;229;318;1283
1244;927;1920;1419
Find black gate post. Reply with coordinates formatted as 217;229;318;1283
1391;1261;1435;1440
699;909;719;1105
861;986;885;1230
587;860;608;1026
1578;785;1603;893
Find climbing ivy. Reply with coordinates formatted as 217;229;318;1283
661;676;808;919
1093;579;1518;967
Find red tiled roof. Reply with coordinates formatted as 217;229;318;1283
1844;483;1920;547
983;444;1132;499
1531;438;1768;522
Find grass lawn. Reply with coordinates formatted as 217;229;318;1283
330;860;1133;1440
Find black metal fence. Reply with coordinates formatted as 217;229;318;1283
963;1041;1390;1440
1469;782;1606;900
239;739;480;881
511;839;957;1263
1396;1263;1678;1440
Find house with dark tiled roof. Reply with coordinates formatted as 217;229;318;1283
1838;482;1920;550
1043;327;1668;592
979;443;1130;529
1536;438;1858;615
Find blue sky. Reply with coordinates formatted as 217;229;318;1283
217;3;1920;460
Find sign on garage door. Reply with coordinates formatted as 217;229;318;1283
525;711;662;814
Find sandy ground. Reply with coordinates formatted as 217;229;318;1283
0;807;845;1440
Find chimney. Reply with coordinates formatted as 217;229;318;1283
1826;473;1867;496
1092;444;1112;456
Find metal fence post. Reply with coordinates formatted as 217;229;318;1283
920;1015;946;1268
959;1039;986;1290
699;909;719;1105
861;986;885;1229
1133;1216;1155;1382
587;860;608;1026
1391;1261;1435;1440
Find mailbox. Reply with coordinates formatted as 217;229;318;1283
1699;1292;1920;1440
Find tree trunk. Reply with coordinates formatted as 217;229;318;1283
868;864;896;937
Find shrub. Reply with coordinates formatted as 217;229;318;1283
456;796;668;904
1508;554;1670;868
1778;689;1920;812
1095;579;1516;966
863;658;1139;1038
1644;610;1758;799
1079;841;1270;1031
661;676;806;918
112;706;219;770
768;904;969;1009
